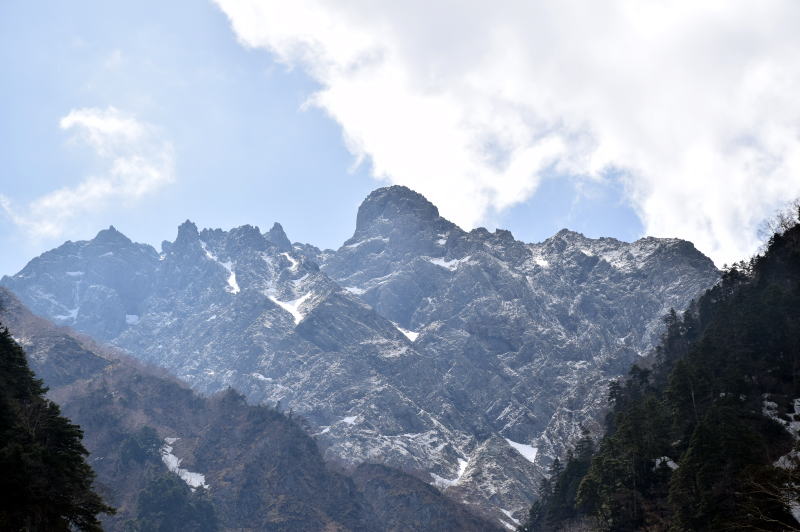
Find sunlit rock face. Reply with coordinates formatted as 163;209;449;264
2;185;718;525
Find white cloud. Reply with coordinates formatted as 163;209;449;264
1;107;174;238
215;0;800;264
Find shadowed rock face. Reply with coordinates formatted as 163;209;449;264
1;185;719;525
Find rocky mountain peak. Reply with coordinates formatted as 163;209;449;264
553;228;587;241
494;228;514;241
93;225;132;246
355;185;441;233
226;224;268;251
174;220;199;248
265;222;292;251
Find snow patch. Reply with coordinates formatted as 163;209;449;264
430;473;455;489
341;415;358;425
500;520;517;531
426;255;471;271
393;323;419;341
457;458;468;478
269;292;313;325
345;286;366;295
291;274;309;287
505;438;538;464
160;438;208;490
765;396;800;480
762;397;799;437
251;372;272;382
281;252;300;272
430;457;470;489
65;271;84;277
654;456;679;470
344;236;388;249
500;509;520;525
200;241;240;294
54;307;79;321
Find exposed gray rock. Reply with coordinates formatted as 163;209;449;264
1;186;719;525
0;287;497;532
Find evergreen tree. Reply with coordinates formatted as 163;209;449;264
0;326;114;531
125;473;218;532
518;217;800;530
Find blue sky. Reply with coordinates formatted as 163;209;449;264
3;1;799;275
0;0;643;276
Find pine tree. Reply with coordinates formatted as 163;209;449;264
0;326;114;531
518;216;800;530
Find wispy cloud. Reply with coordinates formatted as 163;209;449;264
1;106;174;238
215;0;800;264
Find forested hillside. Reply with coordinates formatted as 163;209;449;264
522;218;800;531
0;327;113;530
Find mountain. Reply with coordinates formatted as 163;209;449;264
0;287;497;531
520;220;800;530
1;186;719;524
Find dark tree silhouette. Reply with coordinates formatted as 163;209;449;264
0;326;114;531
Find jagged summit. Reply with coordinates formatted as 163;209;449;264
265;222;292;251
175;219;199;245
553;228;587;240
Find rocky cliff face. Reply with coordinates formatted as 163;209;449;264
1;186;719;526
0;287;496;531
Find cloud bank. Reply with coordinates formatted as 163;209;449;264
2;107;174;238
215;0;800;264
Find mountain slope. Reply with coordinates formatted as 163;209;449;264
522;220;800;531
1;186;719;523
0;287;497;531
